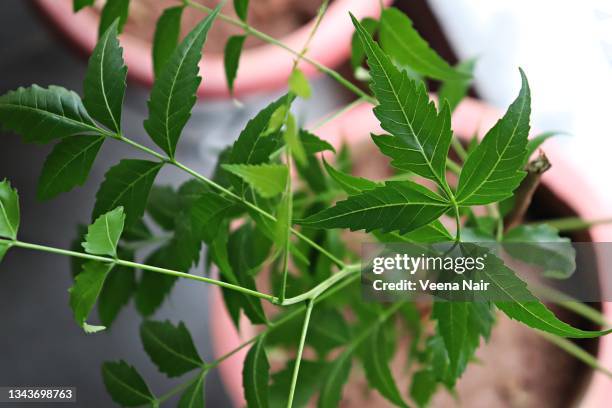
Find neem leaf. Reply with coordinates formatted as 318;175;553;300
524;131;565;167
222;163;288;198
243;335;270;408
410;370;437;408
318;349;352;408
379;8;468;80
179;372;206;408
270;360;327;408
135;249;178;317
438;58;476;112
82;207;125;257
74;0;94;12
0;85;100;144
289;68;311;99
432;301;468;383
224;35;246;94
144;6;221;158
147;185;180;231
69;261;113;331
191;192;235;244
456;70;531;205
299;181;450;234
37;135;105;200
351;17;378;70
284;113;306;165
352;15;453;187
503;224;576;279
84;20;127;133
233;0;249;21
300;130;335;154
140;320;204;377
153;6;184;78
102;361;155;407
93;159;163;227
99;0;130;38
0;180;20;240
0;243;8;263
98;260;135;328
322;158;381;195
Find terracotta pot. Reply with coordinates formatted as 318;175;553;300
210;98;612;406
31;0;391;98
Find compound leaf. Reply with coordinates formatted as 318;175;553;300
153;6;184;78
222;163;288;198
99;0;130;37
69;261;113;331
82;207;125;257
102;361;155;407
243;335;270;408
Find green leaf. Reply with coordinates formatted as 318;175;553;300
299;181;450;234
0;243;8;263
93;159;163;227
351;17;378;70
283;113;306;165
503;224;576;279
84;20;127;133
288;68;311;99
0;85;100;144
144;6;221;158
82;207;125;257
474;247;612;338
524;131;565;166
135;246;178;317
432;301;468;383
243;335;270;408
140;320;204;377
147;185;180;230
438;58;476;112
270;360;327;408
191;192;235;244
410;370;437;408
379;8;468;80
0;180;20;240
37;135;104;200
300;130;335;154
153;6;184;78
98;257;135;327
69;261;113;331
456;69;531;205
233;0;249;21
179;372;206;408
361;325;408;407
308;308;350;356
376;220;452;243
351;15;453;187
74;0;94;12
99;0;130;38
102;361;155;407
224;35;246;94
322;158;380;195
318;349;352;408
222;164;288;198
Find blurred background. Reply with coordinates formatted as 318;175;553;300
1;0;612;407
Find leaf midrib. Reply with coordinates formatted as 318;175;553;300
0;102;102;135
104;366;153;403
98;28;120;133
106;162;162;211
142;325;202;368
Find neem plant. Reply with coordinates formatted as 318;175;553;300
1;1;611;407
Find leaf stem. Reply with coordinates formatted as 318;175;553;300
184;0;375;104
4;239;278;303
528;217;612;233
156;369;205;404
281;263;360;305
450;137;467;162
286;299;314;408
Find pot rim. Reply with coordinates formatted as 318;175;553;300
31;0;391;98
210;97;612;406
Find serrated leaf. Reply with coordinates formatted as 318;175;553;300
289;68;311;99
243;335;270;408
351;17;378;70
233;0;249;21
352;15;453;187
309;308;350;356
191;192;235;244
179;372;206;408
323;158;380;195
270;360;327;408
69;261;113;331
84;20;127;133
410;370;437;408
379;8;468;80
284;113;306;165
503;224;576;279
0;180;20;240
301;129;335;154
318;349;352;408
0;85;100;144
140;320;204;377
361;325;408;407
93;159;163;227
438;58;476;112
74;0;94;12
135;245;178;317
144;6;220;158
99;0;130;38
102;361;154;407
432;301;468;384
376;220;452;243
299;181;450;234
222;164;288;198
37;135;104;200
153;6;184;78
224;35;246;94
524;131;565;167
82;207;125;257
147;185;180;230
98;259;135;327
456;70;531;205
473;246;612;338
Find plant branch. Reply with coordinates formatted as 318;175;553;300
184;0;376;104
286;299;314;408
281;263;360;305
528;217;612;233
156;369;206;404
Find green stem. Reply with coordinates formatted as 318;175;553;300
452;199;461;243
533;284;609;327
286;299;314;408
446;157;461;175
184;0;375;104
310;97;365;131
278;148;293;304
5;239;277;303
450;137;468;162
157;369;205;404
281;263;360;305
528;217;612;233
